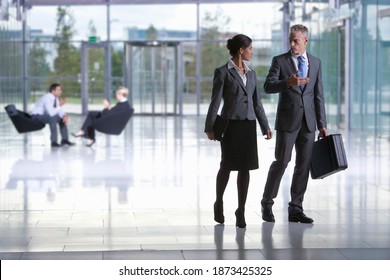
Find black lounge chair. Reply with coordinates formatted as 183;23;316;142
4;104;45;133
93;107;134;135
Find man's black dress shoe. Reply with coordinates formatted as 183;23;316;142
61;140;75;146
51;142;62;147
288;212;314;223
262;207;275;222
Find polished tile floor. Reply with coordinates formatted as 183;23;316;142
0;113;389;260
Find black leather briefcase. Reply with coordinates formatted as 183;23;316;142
310;134;348;179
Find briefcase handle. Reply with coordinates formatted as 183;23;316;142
317;131;329;140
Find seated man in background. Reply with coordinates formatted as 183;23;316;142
72;86;131;147
32;83;74;147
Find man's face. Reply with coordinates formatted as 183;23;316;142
52;86;62;97
289;31;308;55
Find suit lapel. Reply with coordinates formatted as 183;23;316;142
307;54;315;81
304;53;317;93
283;52;304;93
286;53;297;74
228;67;248;94
245;71;255;93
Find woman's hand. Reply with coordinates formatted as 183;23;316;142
206;131;216;141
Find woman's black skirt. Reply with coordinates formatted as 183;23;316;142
220;119;259;171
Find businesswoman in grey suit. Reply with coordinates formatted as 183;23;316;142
205;34;272;228
261;24;328;224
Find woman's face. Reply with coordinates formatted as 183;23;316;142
241;43;253;61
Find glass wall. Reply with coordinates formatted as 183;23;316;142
378;3;390;138
22;2;283;116
197;3;282;115
0;1;388;137
294;0;390;138
0;7;23;108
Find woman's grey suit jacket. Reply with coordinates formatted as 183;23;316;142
204;63;270;134
263;52;327;132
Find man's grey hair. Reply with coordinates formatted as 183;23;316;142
290;24;309;38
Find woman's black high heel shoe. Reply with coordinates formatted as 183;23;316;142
235;209;246;228
214;202;224;224
86;139;95;147
71;132;83;138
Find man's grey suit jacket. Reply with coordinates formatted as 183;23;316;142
205;63;270;134
263;52;327;132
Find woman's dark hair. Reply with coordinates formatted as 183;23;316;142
226;34;252;57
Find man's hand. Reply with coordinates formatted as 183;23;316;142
319;128;328;137
62;114;69;124
59;97;67;106
103;99;110;109
265;129;272;140
287;71;310;88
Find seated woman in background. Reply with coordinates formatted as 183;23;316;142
72;86;131;147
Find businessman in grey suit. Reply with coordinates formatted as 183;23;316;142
261;24;328;223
